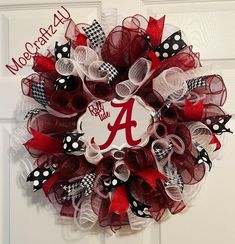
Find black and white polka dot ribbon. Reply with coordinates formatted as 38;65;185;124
55;75;78;91
155;30;186;61
186;76;206;91
102;174;124;191
32;81;49;107
102;161;130;191
55;41;71;60
27;166;56;192
82;19;106;49
80;173;96;197
153;141;173;160
24;108;45;120
98;62;118;83
204;115;232;135
195;144;212;171
129;194;152;218
62;132;86;155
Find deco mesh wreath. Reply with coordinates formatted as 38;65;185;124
18;15;232;231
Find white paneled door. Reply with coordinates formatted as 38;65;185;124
0;1;234;244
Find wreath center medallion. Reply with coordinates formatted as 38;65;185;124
78;96;154;152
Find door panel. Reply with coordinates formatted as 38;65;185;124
139;1;235;244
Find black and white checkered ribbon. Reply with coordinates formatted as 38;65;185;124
80;173;96;197
186;76;206;91
99;62;118;83
32;81;49;107
163;164;184;192
82;19;106;48
24;108;45;120
155;101;171;120
62;181;82;201
153;141;173;160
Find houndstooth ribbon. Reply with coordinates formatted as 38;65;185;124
153;141;173;160
82;19;106;48
98;62;118;83
62;181;82;201
186;76;206;91
24;108;45;120
32;81;49;107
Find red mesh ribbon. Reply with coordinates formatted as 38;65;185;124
124;147;155;173
32;54;58;80
108;185;129;219
146;16;165;49
64;19;88;48
28;113;77;134
25;129;63;154
184;99;204;121
49;91;88;115
136;168;167;189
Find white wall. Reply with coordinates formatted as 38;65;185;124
0;1;234;244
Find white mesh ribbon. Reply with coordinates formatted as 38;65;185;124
55;46;111;85
127;209;151;231
186;122;214;155
115;80;138;98
163;162;183;202
74;195;98;230
88;61;109;82
74;45;99;79
55;58;77;76
84;144;103;165
116;57;152;97
151;135;185;201
113;161;130;182
152;67;188;102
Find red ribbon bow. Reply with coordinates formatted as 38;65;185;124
24;128;63;153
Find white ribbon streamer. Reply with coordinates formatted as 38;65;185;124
152;67;188;102
74;195;98;231
84;144;103;165
116;57;152;98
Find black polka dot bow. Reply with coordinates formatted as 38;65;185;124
27;166;56;192
204;115;232;135
55;41;71;60
155;30;187;61
129;194;152;218
62;132;86;155
55;75;79;91
102;174;124;191
196;144;212;171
